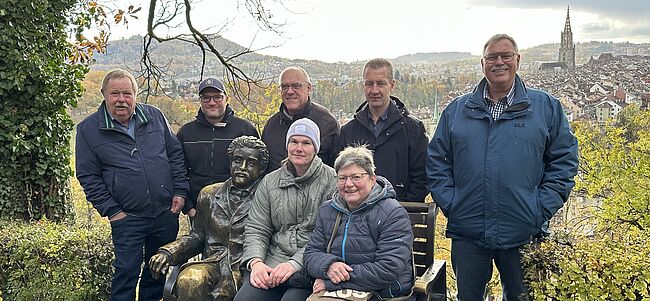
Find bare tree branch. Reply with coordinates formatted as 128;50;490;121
138;0;289;111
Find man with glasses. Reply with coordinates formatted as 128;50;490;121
427;34;579;300
177;78;258;216
338;58;428;202
262;66;340;171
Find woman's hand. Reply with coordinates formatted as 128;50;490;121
269;262;297;287
327;261;353;284
313;278;326;293
250;261;273;289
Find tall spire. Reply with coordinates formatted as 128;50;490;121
564;6;572;33
558;5;576;70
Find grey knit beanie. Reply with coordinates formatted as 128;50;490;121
286;118;321;153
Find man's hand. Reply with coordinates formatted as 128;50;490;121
313;278;326;293
327;261;353;284
109;211;127;222
250;261;273;289
149;252;171;280
269;262;297;287
171;196;185;213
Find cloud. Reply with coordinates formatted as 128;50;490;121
463;0;650;42
580;20;650;42
463;0;649;20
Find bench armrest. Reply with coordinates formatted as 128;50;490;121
414;259;446;300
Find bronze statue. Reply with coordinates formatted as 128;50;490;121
149;136;269;301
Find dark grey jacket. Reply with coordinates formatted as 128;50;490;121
262;99;340;171
304;177;414;298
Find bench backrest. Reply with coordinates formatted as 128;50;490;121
399;201;438;277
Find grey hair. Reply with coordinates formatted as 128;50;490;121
483;34;519;55
227;136;270;173
334;145;376;177
278;66;311;85
101;68;138;96
363;58;394;81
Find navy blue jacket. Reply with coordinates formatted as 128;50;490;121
427;75;579;249
339;97;428;202
76;102;189;218
304;177;414;298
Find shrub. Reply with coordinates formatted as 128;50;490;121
0;219;113;301
522;232;650;300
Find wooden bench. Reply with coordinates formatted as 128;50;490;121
400;201;447;301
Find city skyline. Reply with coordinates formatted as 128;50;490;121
108;0;650;63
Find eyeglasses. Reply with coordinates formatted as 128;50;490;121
199;94;225;103
483;52;517;63
337;173;369;184
280;83;307;91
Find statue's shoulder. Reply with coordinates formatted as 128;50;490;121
196;181;229;208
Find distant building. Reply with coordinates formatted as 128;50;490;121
587;53;617;65
558;6;576;69
540;6;576;71
594;100;625;124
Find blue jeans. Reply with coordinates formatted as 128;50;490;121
451;239;527;301
110;210;179;301
234;271;312;301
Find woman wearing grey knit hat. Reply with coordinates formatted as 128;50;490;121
236;118;337;301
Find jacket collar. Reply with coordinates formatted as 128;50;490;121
98;101;150;129
331;176;396;214
465;74;531;118
353;96;409;128
278;155;323;187
196;104;234;127
279;98;314;123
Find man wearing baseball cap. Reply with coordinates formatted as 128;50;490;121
177;77;259;215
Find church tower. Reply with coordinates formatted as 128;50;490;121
558;6;576;69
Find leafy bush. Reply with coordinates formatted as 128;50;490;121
0;220;113;301
522;107;650;300
522;233;650;300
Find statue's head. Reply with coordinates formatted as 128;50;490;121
227;136;269;188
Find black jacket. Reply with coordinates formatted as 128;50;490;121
177;106;258;210
261;99;340;171
339;96;428;202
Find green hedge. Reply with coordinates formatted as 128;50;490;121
0;220;113;301
522;233;650;300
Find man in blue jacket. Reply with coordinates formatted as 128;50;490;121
427;34;578;300
76;69;189;301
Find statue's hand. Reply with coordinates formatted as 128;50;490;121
149;252;171;280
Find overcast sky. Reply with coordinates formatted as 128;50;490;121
108;0;650;63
